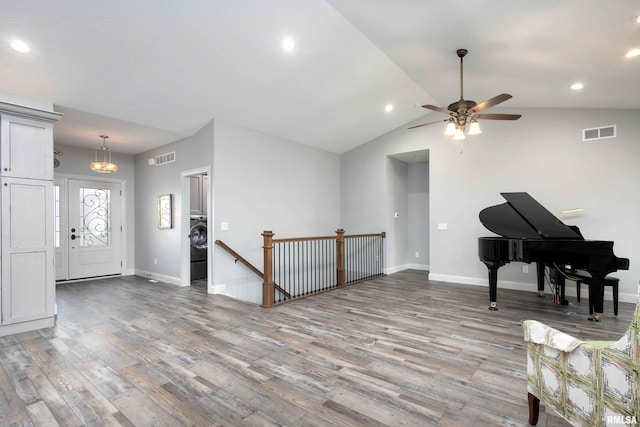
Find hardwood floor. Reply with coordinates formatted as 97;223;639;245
0;270;634;426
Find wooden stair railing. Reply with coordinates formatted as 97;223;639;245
214;240;291;299
261;229;386;307
215;240;263;278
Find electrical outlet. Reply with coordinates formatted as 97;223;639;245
415;252;420;258
522;265;529;273
154;258;158;265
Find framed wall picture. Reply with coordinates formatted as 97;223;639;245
158;194;172;229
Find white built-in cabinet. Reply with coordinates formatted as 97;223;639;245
189;173;208;216
0;102;62;337
202;174;208;215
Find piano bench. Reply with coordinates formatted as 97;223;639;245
575;276;619;316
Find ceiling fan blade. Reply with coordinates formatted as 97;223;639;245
470;94;512;113
473;113;521;120
408;118;449;130
421;104;456;115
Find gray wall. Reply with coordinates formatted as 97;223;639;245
212;119;341;303
408;161;429;269
53;143;136;274
388;157;408;270
134;121;214;282
341;108;640;302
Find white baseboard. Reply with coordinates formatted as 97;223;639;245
428;273;530;291
212;283;226;293
385;264;408;275
385;264;429;275
134;269;183;286
427;273;637;303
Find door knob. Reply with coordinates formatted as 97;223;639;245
70;235;77;240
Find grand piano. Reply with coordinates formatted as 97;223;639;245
478;192;629;321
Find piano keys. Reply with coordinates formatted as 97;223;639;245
478;192;629;321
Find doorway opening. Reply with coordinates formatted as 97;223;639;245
180;167;212;291
387;149;430;274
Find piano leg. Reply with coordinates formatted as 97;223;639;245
482;261;504;311
588;272;606;321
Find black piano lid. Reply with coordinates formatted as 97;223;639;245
479;192;583;240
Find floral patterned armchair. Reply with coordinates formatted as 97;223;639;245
523;282;640;426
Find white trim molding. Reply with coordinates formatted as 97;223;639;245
134;270;182;286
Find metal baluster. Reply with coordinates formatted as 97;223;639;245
368;235;371;279
274;243;279;301
288;242;291;298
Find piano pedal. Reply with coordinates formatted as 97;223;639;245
588;312;603;322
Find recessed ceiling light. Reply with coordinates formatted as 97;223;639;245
625;48;640;58
282;37;295;52
384;104;394;112
570;82;584;90
10;40;30;53
636;15;640;24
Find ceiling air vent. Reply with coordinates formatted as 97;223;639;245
583;125;616;142
154;151;176;166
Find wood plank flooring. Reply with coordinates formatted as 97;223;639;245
0;270;635;426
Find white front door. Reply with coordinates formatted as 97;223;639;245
67;179;122;279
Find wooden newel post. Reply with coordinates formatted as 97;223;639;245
336;229;345;287
262;231;275;307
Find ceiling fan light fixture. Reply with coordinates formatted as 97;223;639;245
445;120;456;135
468;119;482;135
409;49;521;140
90;135;118;173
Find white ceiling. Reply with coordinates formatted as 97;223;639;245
1;0;638;155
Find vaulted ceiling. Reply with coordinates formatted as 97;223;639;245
2;0;638;155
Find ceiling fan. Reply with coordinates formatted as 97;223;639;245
409;49;521;139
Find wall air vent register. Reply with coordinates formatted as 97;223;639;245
148;151;176;166
583;125;616;142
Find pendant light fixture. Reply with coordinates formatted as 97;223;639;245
90;135;118;173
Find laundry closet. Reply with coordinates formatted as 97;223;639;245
189;173;208;281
